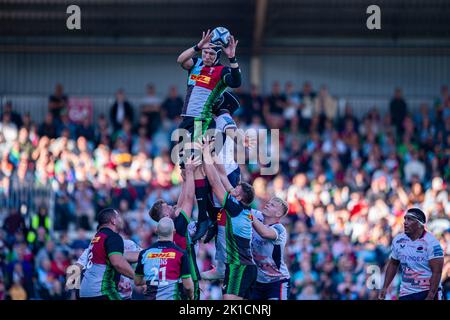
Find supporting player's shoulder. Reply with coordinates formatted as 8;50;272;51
423;230;438;242
423;231;442;248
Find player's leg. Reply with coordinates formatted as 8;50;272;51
191;117;217;242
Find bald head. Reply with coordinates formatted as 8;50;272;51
157;217;175;241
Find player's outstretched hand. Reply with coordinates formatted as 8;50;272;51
197;29;217;50
185;154;202;171
224;35;238;58
200;136;216;157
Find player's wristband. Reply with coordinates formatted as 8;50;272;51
228;56;237;63
193;45;201;52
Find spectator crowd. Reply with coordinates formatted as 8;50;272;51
0;82;449;300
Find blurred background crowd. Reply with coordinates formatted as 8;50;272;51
0;82;449;300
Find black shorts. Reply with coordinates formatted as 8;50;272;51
223;263;257;299
250;279;290;300
178;116;216;140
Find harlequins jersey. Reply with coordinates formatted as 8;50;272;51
135;241;191;300
173;211;200;283
79;227;124;299
182;58;231;119
220;192;255;265
78;238;141;299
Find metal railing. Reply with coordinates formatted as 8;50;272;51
0;177;55;234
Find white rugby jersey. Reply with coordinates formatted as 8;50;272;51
215;113;239;175
251;210;290;283
390;231;444;297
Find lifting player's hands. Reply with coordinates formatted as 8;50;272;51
223;35;238;58
199;136;216;159
196;29;217;50
185;153;202;172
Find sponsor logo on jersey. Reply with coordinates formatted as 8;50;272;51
148;252;176;259
91;236;101;244
416;246;424;252
190;74;211;84
398;254;427;263
433;245;443;257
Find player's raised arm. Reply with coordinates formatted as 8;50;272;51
201;139;227;203
252;218;278;240
212;154;235;194
177;154;201;219
177;29;214;70
222;35;241;88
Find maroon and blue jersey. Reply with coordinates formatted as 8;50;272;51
173;211;200;283
182;58;231;119
135;241;191;300
79;227;124;299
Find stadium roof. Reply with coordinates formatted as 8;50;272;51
1;0;449;54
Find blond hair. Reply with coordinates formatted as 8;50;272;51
272;197;289;217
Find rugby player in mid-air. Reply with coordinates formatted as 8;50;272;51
200;138;256;300
134;217;194;300
250;197;291;300
148;155;202;299
176;29;242;242
201;90;254;280
379;208;444;300
79;208;135;300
